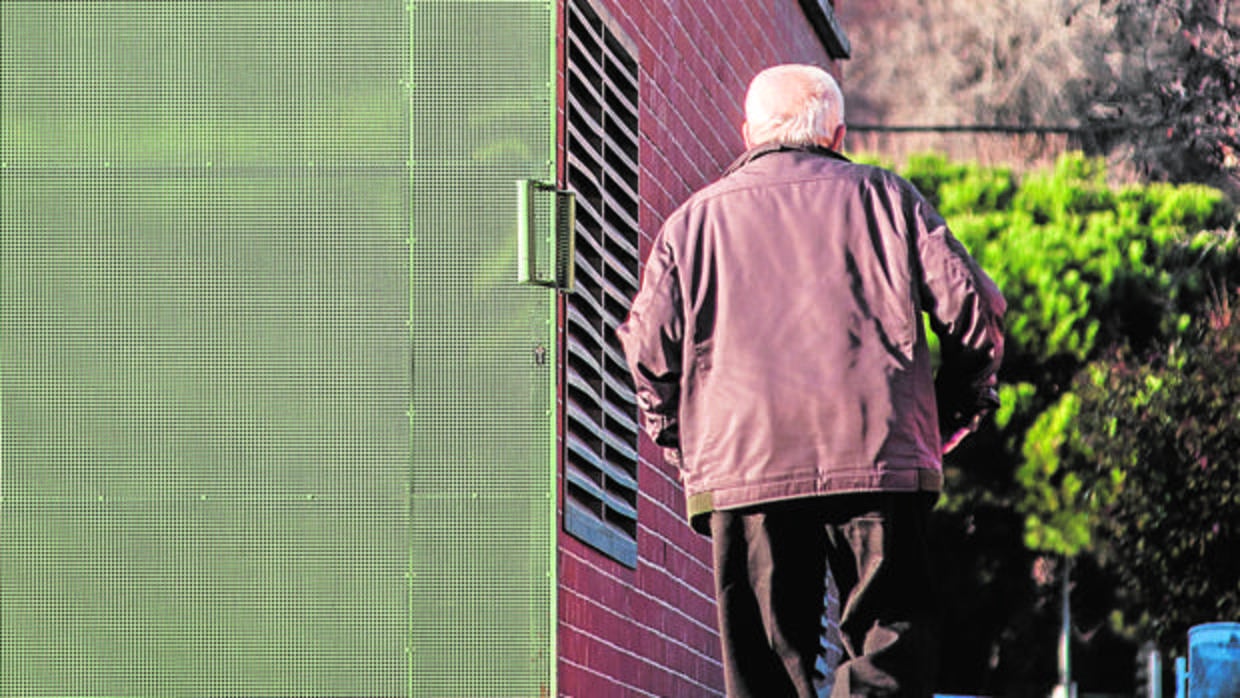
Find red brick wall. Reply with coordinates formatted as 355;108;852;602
556;2;840;696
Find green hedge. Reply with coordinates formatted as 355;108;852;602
863;148;1240;680
878;150;1240;558
903;152;1238;372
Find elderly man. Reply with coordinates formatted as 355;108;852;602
617;64;1005;697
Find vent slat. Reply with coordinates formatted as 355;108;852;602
562;0;641;567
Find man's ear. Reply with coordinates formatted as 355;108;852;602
830;124;847;151
741;121;752;149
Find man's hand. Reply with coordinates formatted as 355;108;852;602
938;383;999;455
941;427;971;455
942;409;988;454
662;447;684;479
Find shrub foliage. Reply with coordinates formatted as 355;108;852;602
1066;310;1240;649
888;151;1240;686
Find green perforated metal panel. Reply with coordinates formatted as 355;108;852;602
2;2;410;696
410;1;559;696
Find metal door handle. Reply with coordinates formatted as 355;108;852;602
517;179;576;293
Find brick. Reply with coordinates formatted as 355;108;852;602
558;2;840;694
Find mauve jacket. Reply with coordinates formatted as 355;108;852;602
616;143;1006;534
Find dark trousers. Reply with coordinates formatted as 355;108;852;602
709;493;940;698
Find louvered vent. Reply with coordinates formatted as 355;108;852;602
562;0;642;568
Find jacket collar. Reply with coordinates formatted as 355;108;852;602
724;142;851;176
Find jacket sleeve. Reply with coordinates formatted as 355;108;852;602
912;192;1007;438
616;228;684;453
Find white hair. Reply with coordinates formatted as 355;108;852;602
743;64;846;147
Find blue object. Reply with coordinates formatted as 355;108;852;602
1188;622;1240;698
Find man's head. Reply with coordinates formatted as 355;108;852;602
742;64;846;151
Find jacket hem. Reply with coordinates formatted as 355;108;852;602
686;469;944;535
